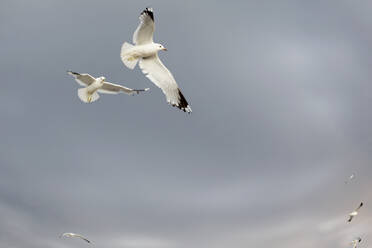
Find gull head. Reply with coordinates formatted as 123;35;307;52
96;76;105;86
155;43;167;51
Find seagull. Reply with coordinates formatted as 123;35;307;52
59;232;92;244
348;202;363;222
67;71;149;103
345;173;355;184
120;7;192;113
351;237;362;248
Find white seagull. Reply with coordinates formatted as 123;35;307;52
67;71;149;103
345;173;355;184
120;7;192;113
348;202;363;222
351;237;362;248
59;232;92;244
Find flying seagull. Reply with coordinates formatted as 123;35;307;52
59;232;92;244
348;202;363;222
351;237;362;248
67;71;149;103
345;173;355;184
120;7;192;113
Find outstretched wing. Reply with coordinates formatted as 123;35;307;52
60;233;92;244
355;202;363;211
348;215;353;222
352;241;357;248
67;71;95;86
98;82;149;95
76;235;91;244
133;7;154;45
139;55;191;113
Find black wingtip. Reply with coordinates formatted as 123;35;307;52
67;71;80;76
177;89;192;113
141;7;154;21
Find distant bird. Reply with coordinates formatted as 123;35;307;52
348;202;363;222
67;71;149;103
351;237;362;248
59;232;92;244
345;173;355;184
120;7;192;113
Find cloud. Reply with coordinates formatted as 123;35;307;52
0;0;371;248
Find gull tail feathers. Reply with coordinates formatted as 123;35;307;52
78;88;100;103
121;42;138;70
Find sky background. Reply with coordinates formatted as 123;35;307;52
0;0;372;248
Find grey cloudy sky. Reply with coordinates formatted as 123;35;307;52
0;0;372;247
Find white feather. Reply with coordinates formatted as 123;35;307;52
68;71;148;101
133;8;154;45
121;42;139;70
77;88;100;103
139;55;191;112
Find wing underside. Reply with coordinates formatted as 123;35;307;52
67;71;95;86
133;7;155;45
139;55;191;112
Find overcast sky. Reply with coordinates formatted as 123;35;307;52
0;0;372;248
